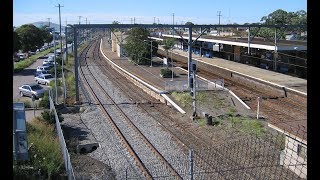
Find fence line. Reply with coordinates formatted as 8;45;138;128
49;90;75;180
122;126;307;179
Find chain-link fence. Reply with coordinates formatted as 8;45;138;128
49;90;75;180
122;125;306;179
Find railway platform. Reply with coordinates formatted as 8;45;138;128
170;48;307;95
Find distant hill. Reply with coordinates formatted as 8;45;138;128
32;21;66;32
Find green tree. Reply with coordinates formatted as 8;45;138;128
123;27;150;64
16;24;44;52
185;22;194;26
258;9;307;40
13;30;21;54
111;21;120;32
40;25;53;45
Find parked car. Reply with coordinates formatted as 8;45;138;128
18;83;46;99
34;74;55;85
43;62;57;69
36;66;51;72
34;70;49;77
43;58;54;65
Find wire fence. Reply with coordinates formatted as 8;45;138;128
122;125;306;179
49;90;75;180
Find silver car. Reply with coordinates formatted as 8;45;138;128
18;83;46;99
34;74;55;86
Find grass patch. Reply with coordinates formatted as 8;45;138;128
212;97;227;109
65;74;76;105
196;92;207;104
226;107;237;116
171;92;192;108
195;118;206;127
14;119;64;179
14;47;55;73
171;91;208;108
230;116;266;136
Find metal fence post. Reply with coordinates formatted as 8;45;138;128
126;167;128;180
189;149;194;180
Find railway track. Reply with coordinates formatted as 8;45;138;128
73;37;303;179
78;40;182;179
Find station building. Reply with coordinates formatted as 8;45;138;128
159;33;307;79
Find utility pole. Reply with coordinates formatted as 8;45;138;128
150;40;153;67
47;18;51;46
134;17;135;24
56;4;64;47
78;16;82;44
130;18;133;24
153;17;156;24
47;18;51;27
172;13;174;37
78;16;82;24
53;29;58;104
157;18;160;24
56;3;66;103
86;17;87;25
217;11;222;35
274;28;278;71
172;13;174;25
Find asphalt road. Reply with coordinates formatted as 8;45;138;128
13;54;52;121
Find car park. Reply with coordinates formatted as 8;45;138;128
34;74;55;85
18;83;46;99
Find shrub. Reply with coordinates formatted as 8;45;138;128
41;110;55;124
41;109;64;124
49;65;62;78
160;68;175;78
39;91;50;108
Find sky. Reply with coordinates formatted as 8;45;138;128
13;0;307;27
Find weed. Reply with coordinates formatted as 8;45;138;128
14;119;64;178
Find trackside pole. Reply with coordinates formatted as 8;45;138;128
189;149;194;180
257;97;260;119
